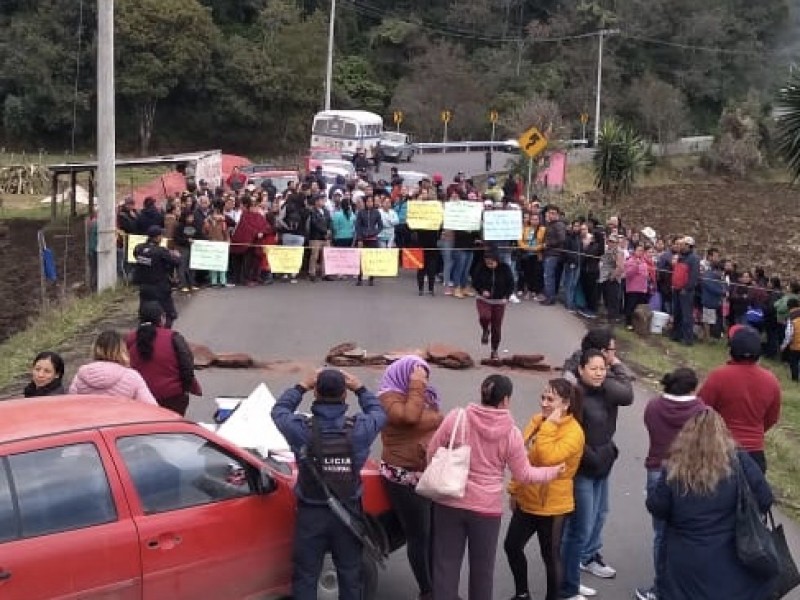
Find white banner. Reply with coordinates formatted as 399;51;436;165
483;210;522;241
189;240;230;271
443;201;484;231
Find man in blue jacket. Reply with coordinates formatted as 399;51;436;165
271;369;387;600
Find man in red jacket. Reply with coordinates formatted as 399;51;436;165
698;325;781;472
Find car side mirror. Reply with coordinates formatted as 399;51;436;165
257;467;277;494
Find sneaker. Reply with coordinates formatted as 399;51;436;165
581;555;616;579
563;595;587;600
444;285;454;296
580;584;597;596
509;294;521;304
225;283;235;288
635;587;657;600
490;351;499;360
463;286;476;297
191;286;201;291
290;278;298;284
180;286;191;293
454;287;465;299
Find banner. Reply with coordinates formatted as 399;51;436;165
401;248;424;270
361;248;399;277
443;201;483;231
190;240;230;271
483;210;523;241
126;235;167;263
323;247;361;276
266;246;304;274
406;200;444;231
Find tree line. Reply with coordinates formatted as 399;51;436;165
0;0;793;157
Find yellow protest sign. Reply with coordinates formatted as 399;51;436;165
406;200;443;231
361;248;399;277
266;246;304;274
127;234;167;263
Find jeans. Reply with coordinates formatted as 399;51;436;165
543;256;560;301
601;280;621;319
787;349;800;382
210;270;227;286
646;469;665;592
383;478;432;595
672;289;695;343
561;264;579;309
438;238;454;285
498;248;517;288
176;246;194;288
561;475;610;597
625;291;650;326
451;249;473;288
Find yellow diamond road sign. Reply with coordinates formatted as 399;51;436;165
518;126;548;159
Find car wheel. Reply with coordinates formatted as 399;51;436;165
317;552;379;600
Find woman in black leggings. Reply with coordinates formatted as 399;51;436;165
504;378;585;600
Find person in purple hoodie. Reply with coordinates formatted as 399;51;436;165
634;367;705;600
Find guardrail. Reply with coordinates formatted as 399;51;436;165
416;141;511;154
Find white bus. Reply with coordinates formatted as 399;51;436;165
310;110;384;159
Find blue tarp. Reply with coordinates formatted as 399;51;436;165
42;248;57;282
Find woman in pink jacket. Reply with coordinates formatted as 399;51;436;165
624;243;651;329
69;330;157;405
427;374;563;600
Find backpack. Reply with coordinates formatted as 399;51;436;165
672;262;689;290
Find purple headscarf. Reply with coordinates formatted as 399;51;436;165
377;355;440;409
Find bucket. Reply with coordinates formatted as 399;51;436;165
650;311;670;335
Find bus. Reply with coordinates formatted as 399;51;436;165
310;110;384;159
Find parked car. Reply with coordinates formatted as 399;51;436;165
0;395;400;600
306;147;345;172
379;132;417;162
395;170;431;194
246;168;300;196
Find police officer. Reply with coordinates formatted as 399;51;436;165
132;225;180;327
271;369;387;600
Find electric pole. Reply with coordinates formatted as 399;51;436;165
594;28;619;147
324;0;336;111
97;0;116;291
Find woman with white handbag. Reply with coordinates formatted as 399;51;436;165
424;374;564;600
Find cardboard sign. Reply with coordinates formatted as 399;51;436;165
266;246;304;274
126;234;167;263
406;200;444;231
443;201;483;231
483;210;522;241
189;240;230;271
323;247;361;276
401;248;424;270
361;248;399;277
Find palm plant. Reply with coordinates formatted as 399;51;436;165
776;79;800;181
593;119;647;203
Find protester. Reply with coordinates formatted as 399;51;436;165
411;190;440;296
203;201;233;288
307;193;332;282
623;243;650;329
230;196;269;286
561;348;634;599
377;195;399;249
576;222;604;319
277;191;309;283
473;251;515;360
780;297;800;381
136;196;165;235
646;410;774;600
541;206;566;305
505;378;585;600
125;302;201;416
332;197;357;248
271;369;386;600
518;211;545;300
598;233;624;322
428;374;563;600
635;367;705;600
670;236;700;345
377;356;443;600
23;351;65;397
132;226;181;327
355;194;383;286
68;330;157;404
173;210;199;292
698;325;781;472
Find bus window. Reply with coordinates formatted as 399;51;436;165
343;122;357;137
313;119;329;135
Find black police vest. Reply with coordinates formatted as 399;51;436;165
298;417;358;502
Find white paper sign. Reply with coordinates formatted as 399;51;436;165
483;210;523;241
189;240;230;271
443;201;484;231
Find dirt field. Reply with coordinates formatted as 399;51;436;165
591;182;800;278
0;218;89;342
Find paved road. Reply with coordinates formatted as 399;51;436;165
379;151;517;183
177;275;800;600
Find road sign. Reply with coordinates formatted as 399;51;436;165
517;126;548;159
393;111;403;126
489;110;499;124
580;112;589;125
441;110;452;124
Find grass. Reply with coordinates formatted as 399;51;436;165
0;287;136;393
616;329;800;520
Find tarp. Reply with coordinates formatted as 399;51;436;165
39;184;94;205
214;383;292;457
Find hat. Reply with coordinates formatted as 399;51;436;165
315;369;346;402
641;226;657;242
683;236;695;246
729;326;762;361
432;173;443;184
608;233;620;242
146;225;163;238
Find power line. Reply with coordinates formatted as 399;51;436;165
620;33;766;57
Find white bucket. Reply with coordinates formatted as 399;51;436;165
650;311;670;334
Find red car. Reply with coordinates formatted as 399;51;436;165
0;396;399;600
305;147;345;172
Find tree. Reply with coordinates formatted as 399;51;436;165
594;119;647;203
705;97;766;177
500;96;565;142
630;73;688;149
116;0;217;154
777;77;800;181
334;56;389;113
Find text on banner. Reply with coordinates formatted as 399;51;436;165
266;246;304;274
361;248;399;277
406;200;444;231
189;240;230;271
482;209;523;241
323;247;361;276
443;201;484;231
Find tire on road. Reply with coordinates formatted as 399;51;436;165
316;552;379;600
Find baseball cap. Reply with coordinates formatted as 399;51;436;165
729;326;762;361
641;226;657;241
146;225;163;238
683;236;695;246
315;369;347;402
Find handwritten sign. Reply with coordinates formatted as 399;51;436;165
126;234;167;263
483;209;522;241
266;246;304;274
189;240;229;271
323;247;361;276
406;200;443;231
361;248;399;277
443;201;483;231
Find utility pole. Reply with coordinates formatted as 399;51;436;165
594;28;619;147
324;0;336;111
97;0;116;291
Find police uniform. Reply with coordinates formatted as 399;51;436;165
133;226;180;327
271;370;387;600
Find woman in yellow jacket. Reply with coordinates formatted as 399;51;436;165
504;378;585;600
518;210;546;300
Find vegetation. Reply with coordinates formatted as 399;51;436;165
593;119;647;202
0;0;793;155
776;76;800;181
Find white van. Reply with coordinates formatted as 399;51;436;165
310;110;384;160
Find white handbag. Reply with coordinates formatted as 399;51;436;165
416;408;471;500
